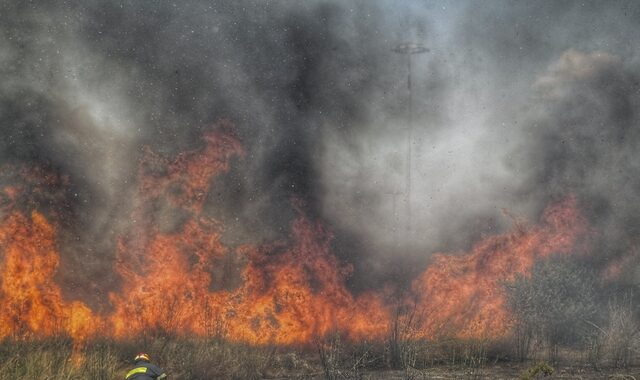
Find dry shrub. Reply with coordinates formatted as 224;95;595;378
423;338;488;368
505;257;598;363
155;338;273;379
316;332;343;380
599;299;639;368
79;341;120;380
519;362;554;380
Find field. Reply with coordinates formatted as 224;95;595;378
2;336;639;380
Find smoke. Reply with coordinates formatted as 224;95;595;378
1;1;640;297
519;50;640;262
319;1;640;286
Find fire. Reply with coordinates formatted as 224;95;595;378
110;126;388;344
410;197;585;338
0;211;98;341
0;124;587;345
224;215;390;344
137;120;244;213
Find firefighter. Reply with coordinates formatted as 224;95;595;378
125;353;167;380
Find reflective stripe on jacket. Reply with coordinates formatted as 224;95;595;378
125;361;167;380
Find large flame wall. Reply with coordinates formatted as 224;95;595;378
0;126;586;345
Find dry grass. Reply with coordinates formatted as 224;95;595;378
0;338;119;380
1;331;640;380
0;336;300;380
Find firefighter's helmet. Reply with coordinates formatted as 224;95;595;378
134;353;151;362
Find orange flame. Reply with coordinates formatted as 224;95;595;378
0;124;587;345
0;211;98;341
410;197;585;338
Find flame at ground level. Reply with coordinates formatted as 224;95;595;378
0;127;586;345
410;196;584;339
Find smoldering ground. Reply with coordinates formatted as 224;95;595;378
1;0;640;302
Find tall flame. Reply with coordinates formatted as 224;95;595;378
410;197;585;338
0;125;586;345
0;211;98;341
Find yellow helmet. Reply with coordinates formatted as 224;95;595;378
134;353;151;362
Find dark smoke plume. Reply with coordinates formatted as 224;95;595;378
1;1;640;300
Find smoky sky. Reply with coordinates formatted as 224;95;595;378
2;1;640;296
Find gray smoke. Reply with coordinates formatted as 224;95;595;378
1;1;640;298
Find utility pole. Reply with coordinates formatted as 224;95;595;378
385;189;404;250
392;42;428;244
